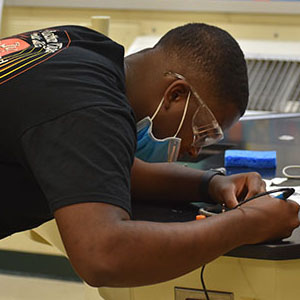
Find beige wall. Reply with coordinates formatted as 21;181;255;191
2;6;300;51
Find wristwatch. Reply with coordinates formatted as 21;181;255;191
199;168;226;203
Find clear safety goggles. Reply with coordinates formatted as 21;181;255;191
164;71;224;150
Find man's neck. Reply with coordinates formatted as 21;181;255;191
124;50;156;121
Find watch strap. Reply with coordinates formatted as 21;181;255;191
199;169;225;203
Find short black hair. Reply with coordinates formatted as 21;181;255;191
154;23;249;115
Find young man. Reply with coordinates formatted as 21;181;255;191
0;23;299;287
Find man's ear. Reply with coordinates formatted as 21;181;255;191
163;80;190;110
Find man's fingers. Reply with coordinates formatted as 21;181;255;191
243;172;266;200
287;200;300;227
221;188;239;208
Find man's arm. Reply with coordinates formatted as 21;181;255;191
54;197;299;288
131;158;266;207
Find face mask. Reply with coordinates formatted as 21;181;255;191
135;92;191;163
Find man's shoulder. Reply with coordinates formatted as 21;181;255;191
47;25;125;74
0;25;129;144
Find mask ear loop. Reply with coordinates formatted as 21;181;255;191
167;92;191;163
173;91;191;137
150;91;191;137
150;97;165;121
282;165;300;179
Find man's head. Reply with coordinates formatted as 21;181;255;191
125;23;248;158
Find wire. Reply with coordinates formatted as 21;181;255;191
198;188;295;217
282;165;300;179
200;265;210;300
233;187;295;209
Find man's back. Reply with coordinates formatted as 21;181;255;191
0;25;136;238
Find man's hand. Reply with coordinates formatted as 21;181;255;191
208;172;266;208
207;172;300;243
238;194;300;243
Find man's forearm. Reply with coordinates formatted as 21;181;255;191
62;205;250;287
131;158;206;204
96;209;248;287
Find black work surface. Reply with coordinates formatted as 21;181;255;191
132;115;300;260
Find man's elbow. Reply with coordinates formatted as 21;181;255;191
55;203;133;287
74;256;119;287
70;240;127;288
80;262;115;288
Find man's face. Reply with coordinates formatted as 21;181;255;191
151;73;241;159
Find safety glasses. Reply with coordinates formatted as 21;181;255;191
164;71;224;150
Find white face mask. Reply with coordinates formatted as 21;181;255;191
135;92;191;163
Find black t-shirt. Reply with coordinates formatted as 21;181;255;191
0;26;136;238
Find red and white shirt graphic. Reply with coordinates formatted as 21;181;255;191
0;29;71;85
